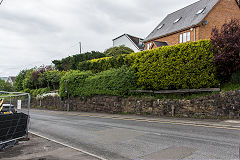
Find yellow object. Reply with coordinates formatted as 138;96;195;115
0;99;3;112
0;99;12;114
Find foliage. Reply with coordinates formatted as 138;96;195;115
59;70;94;97
132;40;219;90
221;82;240;92
211;19;240;81
38;70;66;90
15;65;64;92
22;69;35;90
59;66;137;97
230;70;240;84
82;66;137;96
30;88;51;97
52;51;106;71
0;79;13;92
14;70;27;91
104;45;134;57
77;55;129;73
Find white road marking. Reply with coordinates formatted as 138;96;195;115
29;131;108;160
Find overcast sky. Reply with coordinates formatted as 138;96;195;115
0;0;198;77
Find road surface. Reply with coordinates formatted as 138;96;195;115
29;109;240;160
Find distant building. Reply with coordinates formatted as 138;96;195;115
113;34;144;52
7;76;16;86
144;0;240;50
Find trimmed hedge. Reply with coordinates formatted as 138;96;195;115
77;40;218;90
59;66;137;97
59;70;93;97
132;40;219;90
53;51;106;71
77;55;129;73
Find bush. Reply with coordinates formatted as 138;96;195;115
30;88;51;97
0;79;13;92
211;19;240;81
132;40;219;90
82;66;137;96
59;70;94;97
77;55;130;73
38;70;66;90
59;66;137;97
104;45;134;57
52;51;106;71
14;70;27;91
230;70;240;84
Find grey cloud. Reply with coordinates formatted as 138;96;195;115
0;0;198;77
0;10;62;35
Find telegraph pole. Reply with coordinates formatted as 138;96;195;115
79;42;82;54
0;0;4;5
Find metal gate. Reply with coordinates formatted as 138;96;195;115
0;91;30;150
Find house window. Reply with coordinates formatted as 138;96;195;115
179;32;191;43
187;32;190;41
147;43;152;50
179;34;183;43
183;33;187;43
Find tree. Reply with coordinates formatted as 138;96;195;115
14;70;27;91
104;45;134;57
38;70;65;90
211;19;240;81
0;79;13;92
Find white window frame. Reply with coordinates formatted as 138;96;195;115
147;44;150;50
183;33;187;43
179;34;183;43
187;32;191;42
180;32;191;43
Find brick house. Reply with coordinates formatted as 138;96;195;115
143;0;240;50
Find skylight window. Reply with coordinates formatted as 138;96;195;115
174;17;182;24
196;8;206;15
157;24;164;30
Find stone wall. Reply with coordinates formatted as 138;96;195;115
31;90;240;119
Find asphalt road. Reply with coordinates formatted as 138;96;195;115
29;109;240;160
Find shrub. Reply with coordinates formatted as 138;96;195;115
132;40;219;90
0;79;13;92
14;70;27;91
211;19;240;81
38;70;66;90
52;51;106;71
104;45;134;57
59;66;137;97
82;66;137;96
77;55;130;73
59;70;93;97
22;69;35;90
30;88;51;97
230;70;240;84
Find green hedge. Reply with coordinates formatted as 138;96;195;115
77;40;218;90
132;40;219;90
59;66;137;97
59;70;93;97
77;55;129;73
52;51;106;71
